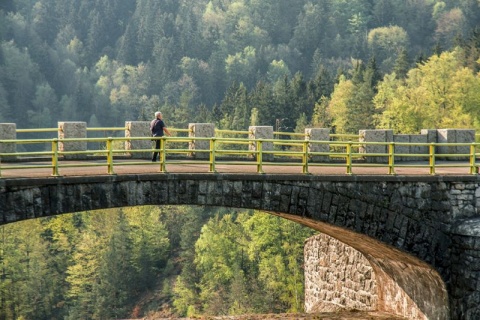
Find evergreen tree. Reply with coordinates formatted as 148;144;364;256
94;210;134;319
393;48;410;79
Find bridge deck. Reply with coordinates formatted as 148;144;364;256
0;159;474;179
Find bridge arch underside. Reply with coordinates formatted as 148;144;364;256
2;173;480;319
274;213;448;320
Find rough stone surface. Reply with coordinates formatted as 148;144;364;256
305;128;329;162
304;234;378;312
58;122;87;159
437;129;475;161
189;123;215;159
0;123;17;160
2;174;480;319
125;121;151;159
359;130;393;163
249;126;273;161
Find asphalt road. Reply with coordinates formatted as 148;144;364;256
0;159;476;179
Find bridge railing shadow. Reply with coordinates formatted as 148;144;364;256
0;134;479;177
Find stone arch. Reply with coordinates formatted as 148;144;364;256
1;173;477;319
267;212;449;320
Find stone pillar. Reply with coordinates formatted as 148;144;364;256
58;122;87;160
189;123;215;159
436;129;475;161
0;123;17;161
125;121;151;159
249;126;274;161
359;129;393;163
305;128;329;162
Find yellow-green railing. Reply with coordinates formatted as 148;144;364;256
0;136;478;177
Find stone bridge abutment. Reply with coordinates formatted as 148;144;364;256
1;173;480;319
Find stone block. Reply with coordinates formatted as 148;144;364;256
420;129;437;143
305;128;329;162
393;134;409;162
437;129;475;161
409;134;429;161
58;122;87;160
125;121;151;159
249;126;273;161
189;123;215;159
359;130;393;163
0;123;17;161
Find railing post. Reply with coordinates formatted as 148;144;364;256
346;141;353;175
125;121;150;159
209;138;216;173
160;137;166;172
302;141;309;174
106;137;114;175
470;143;478;174
58;122;87;160
359;129;393;163
249;126;273;161
256;140;264;173
305;128;330;162
429;143;436;175
388;142;395;175
189;123;215;159
52;139;60;176
0;123;17;161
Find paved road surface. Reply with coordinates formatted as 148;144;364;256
0;159;476;179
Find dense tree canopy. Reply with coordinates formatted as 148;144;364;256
1;2;480;318
0;207;315;319
0;0;479;134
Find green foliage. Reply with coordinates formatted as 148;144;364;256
185;210;316;316
0;0;478;131
374;49;480;133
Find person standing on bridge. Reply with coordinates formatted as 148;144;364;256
150;111;171;162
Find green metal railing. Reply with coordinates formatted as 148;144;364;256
0;135;479;177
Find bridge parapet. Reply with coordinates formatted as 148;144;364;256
0;122;477;167
360;128;475;162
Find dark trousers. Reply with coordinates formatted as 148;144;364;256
152;139;161;161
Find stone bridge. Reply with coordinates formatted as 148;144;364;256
1;173;480;319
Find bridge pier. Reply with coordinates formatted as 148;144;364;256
450;218;480;319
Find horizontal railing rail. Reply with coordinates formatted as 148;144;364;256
0;136;478;177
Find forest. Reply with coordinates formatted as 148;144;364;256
1;0;480;319
0;207;315;319
0;0;479;134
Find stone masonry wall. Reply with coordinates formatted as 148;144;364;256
304;233;431;319
304;234;378;312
